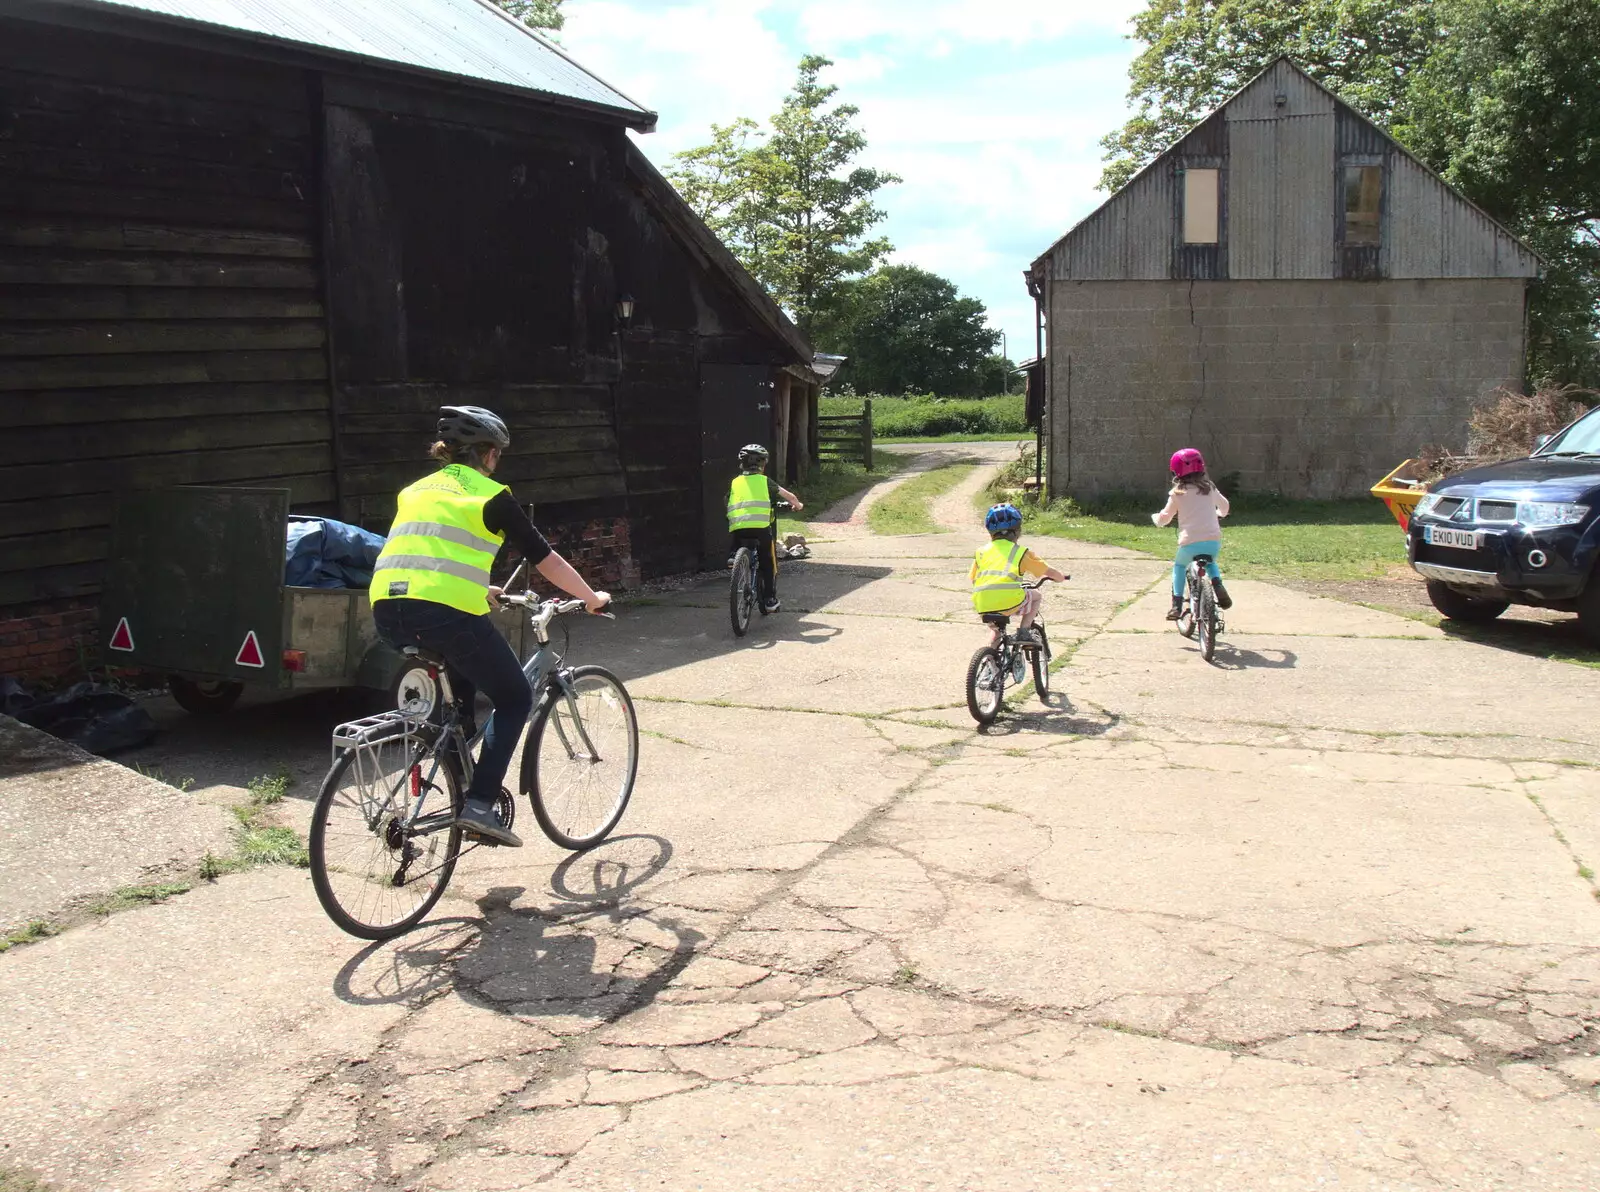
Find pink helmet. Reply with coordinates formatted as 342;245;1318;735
1169;448;1206;478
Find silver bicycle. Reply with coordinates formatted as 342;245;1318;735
309;578;638;940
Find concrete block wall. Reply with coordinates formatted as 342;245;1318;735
1046;278;1528;498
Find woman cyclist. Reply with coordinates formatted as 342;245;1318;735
369;406;610;848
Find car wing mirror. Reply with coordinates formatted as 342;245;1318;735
1534;433;1553;452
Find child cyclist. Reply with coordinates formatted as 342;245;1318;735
1151;448;1232;620
727;444;803;613
971;503;1067;640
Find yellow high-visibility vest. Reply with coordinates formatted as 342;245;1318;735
370;465;508;615
972;540;1026;613
727;473;772;532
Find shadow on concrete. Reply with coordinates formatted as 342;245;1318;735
122;561;894;797
979;698;1121;739
331;833;699;1029
1210;644;1298;671
1436;614;1600;668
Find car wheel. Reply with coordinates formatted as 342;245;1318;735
1425;580;1510;625
1578;570;1600;648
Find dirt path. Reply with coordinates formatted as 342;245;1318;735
2;472;1599;1191
807;444;994;537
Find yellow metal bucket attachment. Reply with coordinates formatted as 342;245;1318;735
1371;459;1428;531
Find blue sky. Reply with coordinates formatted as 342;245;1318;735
559;0;1146;362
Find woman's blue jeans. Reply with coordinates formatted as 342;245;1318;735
372;598;533;807
1172;540;1222;597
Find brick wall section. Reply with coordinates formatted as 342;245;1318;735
518;515;641;597
0;598;100;685
1046;278;1529;499
3;517;638;685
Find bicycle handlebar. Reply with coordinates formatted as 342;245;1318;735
1024;575;1068;589
498;591;616;629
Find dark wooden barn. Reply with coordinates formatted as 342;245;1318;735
0;0;822;681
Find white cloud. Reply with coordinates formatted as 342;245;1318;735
561;0;1142;356
795;0;1146;49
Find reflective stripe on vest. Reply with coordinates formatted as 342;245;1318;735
972;540;1026;613
727;473;772;532
370;465;508;615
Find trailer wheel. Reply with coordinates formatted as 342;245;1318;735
168;676;244;715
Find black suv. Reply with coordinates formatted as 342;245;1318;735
1409;404;1600;644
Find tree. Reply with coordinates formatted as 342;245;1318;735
1102;0;1600;383
490;1;564;34
668;55;899;334
812;264;1000;396
1394;0;1600;383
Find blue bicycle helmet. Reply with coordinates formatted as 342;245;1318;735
984;503;1023;534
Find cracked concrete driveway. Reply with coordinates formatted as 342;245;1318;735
2;459;1599;1192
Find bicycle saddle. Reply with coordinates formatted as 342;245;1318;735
980;614;1011;628
1191;554;1215;564
400;645;450;669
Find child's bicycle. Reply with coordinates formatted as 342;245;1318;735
965;578;1058;725
308;575;638;940
729;500;791;637
1175;554;1224;662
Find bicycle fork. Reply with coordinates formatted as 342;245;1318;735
547;670;604;764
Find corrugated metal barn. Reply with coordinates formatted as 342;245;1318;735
1026;57;1541;500
0;0;822;681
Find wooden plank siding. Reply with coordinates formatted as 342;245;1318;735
0;20;332;607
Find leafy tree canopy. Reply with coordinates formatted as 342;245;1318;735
668;55;899;334
490;0;564;34
1102;0;1600;383
813;264;1000;397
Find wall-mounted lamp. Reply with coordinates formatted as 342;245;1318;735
616;294;635;325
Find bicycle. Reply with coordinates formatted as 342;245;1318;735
729;500;791;637
1174;554;1224;662
308;577;639;940
965;578;1059;725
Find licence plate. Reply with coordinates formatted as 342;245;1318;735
1424;526;1479;549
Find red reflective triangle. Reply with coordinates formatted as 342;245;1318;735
108;617;135;652
234;630;265;668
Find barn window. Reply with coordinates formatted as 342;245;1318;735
1344;165;1382;245
1182;168;1219;244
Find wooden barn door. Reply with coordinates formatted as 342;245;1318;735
698;364;775;562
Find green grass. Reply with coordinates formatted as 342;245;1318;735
0;920;59;953
85;881;195;916
0;1168;54;1192
776;456;909;536
869;463;977;535
997;491;1407;582
822;393;1027;439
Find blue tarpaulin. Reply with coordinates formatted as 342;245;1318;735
285;518;386;589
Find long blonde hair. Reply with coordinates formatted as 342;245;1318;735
1170;470;1214;495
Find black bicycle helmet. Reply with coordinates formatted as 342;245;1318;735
437;405;510;449
737;443;769;469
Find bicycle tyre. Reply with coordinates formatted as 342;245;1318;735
730;549;754;637
1197;579;1218;663
1031;625;1053;702
966;646;1003;725
309;740;463;940
523;664;639;850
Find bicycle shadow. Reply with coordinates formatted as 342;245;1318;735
331;834;702;1024
979;696;1121;738
1205;644;1298;671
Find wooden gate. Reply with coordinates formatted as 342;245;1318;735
817;398;873;470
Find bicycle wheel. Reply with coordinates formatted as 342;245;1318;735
966;646;1004;725
309;732;463;940
523;664;639;850
729;549;754;637
1197;579;1218;663
1031;625;1053;702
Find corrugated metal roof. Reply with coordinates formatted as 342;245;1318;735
72;0;654;125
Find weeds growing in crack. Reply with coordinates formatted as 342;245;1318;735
0;920;58;953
